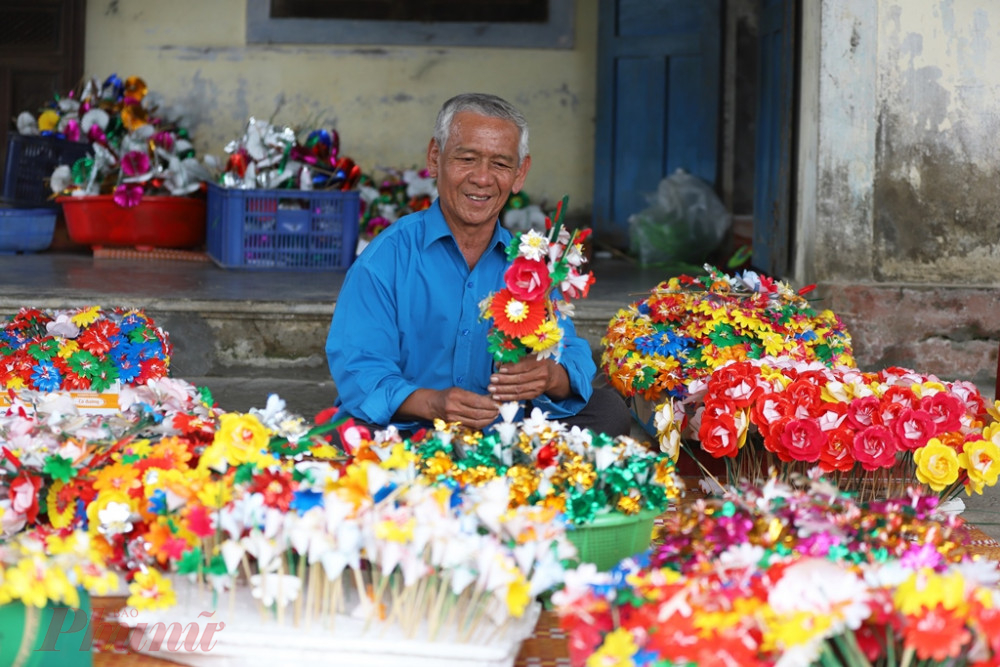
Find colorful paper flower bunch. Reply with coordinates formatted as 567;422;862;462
402;405;682;524
554;473;1000;667
0;527;119;609
105;410;576;645
357;167;437;242
0;378;219;542
654;357;1000;501
480;196;595;363
32;74;215;207
0;306;172;393
601;265;855;405
220;117;361;192
0;382;349;613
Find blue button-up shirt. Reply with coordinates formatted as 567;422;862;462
325;199;595;430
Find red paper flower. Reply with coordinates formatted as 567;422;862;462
779;418;826;462
10;472;43;523
504;257;552;302
489;289;547;339
819;425;857;472
892;408;937;451
920;393;965;434
851;424;899;470
699;410;741;458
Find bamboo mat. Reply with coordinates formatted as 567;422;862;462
89;526;1000;667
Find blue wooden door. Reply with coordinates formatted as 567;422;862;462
752;0;796;277
592;0;721;247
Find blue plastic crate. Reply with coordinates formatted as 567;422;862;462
206;183;360;270
3;134;91;207
0;205;56;254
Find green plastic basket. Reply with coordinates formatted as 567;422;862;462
566;509;659;571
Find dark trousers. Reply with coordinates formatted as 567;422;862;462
526;385;632;438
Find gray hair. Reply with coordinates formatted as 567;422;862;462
433;93;530;165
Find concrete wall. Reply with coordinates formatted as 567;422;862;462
804;0;1000;286
83;0;600;218
801;0;1000;388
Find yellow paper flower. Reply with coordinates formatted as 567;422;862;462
894;567;967;615
959;439;1000;495
196;478;234;509
914;438;961;492
37;109;61;132
521;318;562;353
127;569;177;611
46;481;76;529
586;627;639;667
212;413;273;466
71;306;102;327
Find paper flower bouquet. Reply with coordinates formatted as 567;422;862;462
480;196;595;363
36;74;216;207
654;357;1000;501
601;265;855;408
357;166;437;242
554;472;1000;667
219;116;361;191
0;306;171;393
400;405;682;524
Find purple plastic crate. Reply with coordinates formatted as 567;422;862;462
206;183;360;270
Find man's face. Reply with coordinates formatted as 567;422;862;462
427;111;531;234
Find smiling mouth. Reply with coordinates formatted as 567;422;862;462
466;194;490;202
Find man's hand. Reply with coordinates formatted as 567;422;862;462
488;356;571;403
395;387;499;430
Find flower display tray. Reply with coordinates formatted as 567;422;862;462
58;195;206;249
0;386;121;415
119;578;540;667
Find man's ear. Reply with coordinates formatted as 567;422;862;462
511;154;531;194
425;137;440;178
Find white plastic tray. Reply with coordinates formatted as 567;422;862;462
118;578;540;667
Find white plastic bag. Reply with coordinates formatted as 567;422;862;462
628;169;731;267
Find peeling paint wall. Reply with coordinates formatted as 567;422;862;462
809;0;1000;286
84;0;599;215
874;1;1000;283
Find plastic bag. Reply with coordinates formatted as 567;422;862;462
628;169;731;267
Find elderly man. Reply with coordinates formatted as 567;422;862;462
326;92;630;436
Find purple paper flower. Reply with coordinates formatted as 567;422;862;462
120;150;150;177
113;183;144;208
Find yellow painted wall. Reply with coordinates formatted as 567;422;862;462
84;0;600;217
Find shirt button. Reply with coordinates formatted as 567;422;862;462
457;376;464;383
462;329;469;336
467;281;473;288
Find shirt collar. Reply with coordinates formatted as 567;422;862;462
422;199;511;254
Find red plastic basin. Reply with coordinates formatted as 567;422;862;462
58;195;207;249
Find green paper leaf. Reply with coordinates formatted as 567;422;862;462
43;456;76;483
